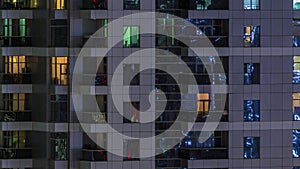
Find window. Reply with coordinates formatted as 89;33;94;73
124;0;139;10
0;94;31;122
51;95;67;122
244;100;260;121
50;20;67;47
187;19;229;47
244;63;260;84
0;131;31;159
156;0;229;10
123;102;140;123
244;137;260;158
52;0;66;9
293;93;300;121
91;0;107;9
244;26;260;47
294;130;300;157
179;131;228;159
123;64;140;85
294;167;300;169
1;0;38;9
295;0;300;10
244;0;259;10
0;19;31;47
123;26;140;48
82;133;107;161
83;19;108;47
197;93;210;121
51;56;68;85
294;56;300;83
123;139;139;160
51;133;67;160
1;56;31;84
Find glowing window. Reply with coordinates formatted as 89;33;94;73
294;93;300;121
53;0;65;9
123;26;140;48
197;93;210;118
293;130;300;157
244;100;260;121
294;56;300;83
244;137;260;158
244;26;260;47
244;63;260;84
244;0;259;10
51;57;68;85
295;0;300;10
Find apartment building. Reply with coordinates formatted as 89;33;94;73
0;0;299;169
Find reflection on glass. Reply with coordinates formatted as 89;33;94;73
244;0;259;10
244;137;260;158
244;63;260;84
244;100;260;121
294;0;300;10
244;26;260;47
294;56;300;83
293;130;300;157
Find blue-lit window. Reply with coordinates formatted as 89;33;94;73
294;0;300;10
244;137;260;158
124;0;140;10
244;100;260;121
244;26;260;47
293;130;300;157
294;56;300;83
294;167;300;169
294;93;300;121
244;0;260;10
293;20;300;47
244;63;260;84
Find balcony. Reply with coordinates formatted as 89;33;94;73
0;37;32;47
0;111;32;122
82;149;107;161
0;148;32;159
0;73;32;84
0;1;36;9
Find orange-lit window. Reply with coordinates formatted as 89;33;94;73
53;0;65;9
4;56;27;74
197;93;210;120
51;56;68;85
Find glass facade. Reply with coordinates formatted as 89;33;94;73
50;95;67;122
82;133;107;161
244;26;260;47
294;130;300;157
244;100;260;122
123;102;140;123
123;64;140;85
51;133;67;160
244;137;260;159
124;0;139;10
244;63;260;85
123;139;139;161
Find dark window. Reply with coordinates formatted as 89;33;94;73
123;102;140;123
244;63;260;84
123;64;140;85
91;0;107;9
51;20;67;47
82;133;107;161
51;95;67;122
244;137;260;158
244;100;260;121
244;26;260;47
